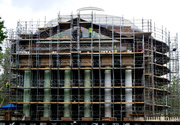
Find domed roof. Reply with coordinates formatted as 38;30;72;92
45;14;140;31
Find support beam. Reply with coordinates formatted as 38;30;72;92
44;69;51;117
84;70;91;117
64;68;71;117
125;66;132;117
23;70;31;117
104;69;111;117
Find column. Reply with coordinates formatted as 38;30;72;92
125;66;132;117
23;70;31;117
64;68;71;117
44;69;51;117
84;70;91;117
104;69;111;117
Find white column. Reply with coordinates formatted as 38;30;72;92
64;68;71;117
84;70;91;117
104;69;111;117
125;66;132;117
44;69;51;117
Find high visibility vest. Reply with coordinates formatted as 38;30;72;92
114;45;116;50
6;82;9;87
89;28;92;33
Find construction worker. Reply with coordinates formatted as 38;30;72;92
6;82;10;91
114;45;116;50
89;27;92;38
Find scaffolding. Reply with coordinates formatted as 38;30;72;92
8;12;180;121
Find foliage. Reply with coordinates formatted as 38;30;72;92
0;48;11;113
0;17;7;51
167;76;180;108
0;17;9;109
0;47;11;84
169;76;180;94
0;47;11;108
0;17;8;88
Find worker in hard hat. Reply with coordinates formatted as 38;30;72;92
89;27;92;38
6;82;10;91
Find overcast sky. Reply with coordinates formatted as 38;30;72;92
0;0;180;38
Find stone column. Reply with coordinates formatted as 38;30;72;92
23;70;31;117
84;70;91;117
125;66;132;117
44;69;51;117
64;68;71;117
104;69;111;117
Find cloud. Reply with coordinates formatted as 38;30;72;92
0;0;180;36
10;0;60;12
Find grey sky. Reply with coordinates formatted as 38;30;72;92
10;0;66;12
0;0;179;36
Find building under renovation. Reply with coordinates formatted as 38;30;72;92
8;9;180;121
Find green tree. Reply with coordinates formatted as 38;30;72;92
0;47;10;84
167;76;180;115
0;47;11;108
0;17;8;109
0;17;7;51
0;17;8;86
0;48;11;109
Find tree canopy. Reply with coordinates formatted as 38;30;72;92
0;17;8;86
0;17;7;51
0;17;9;107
